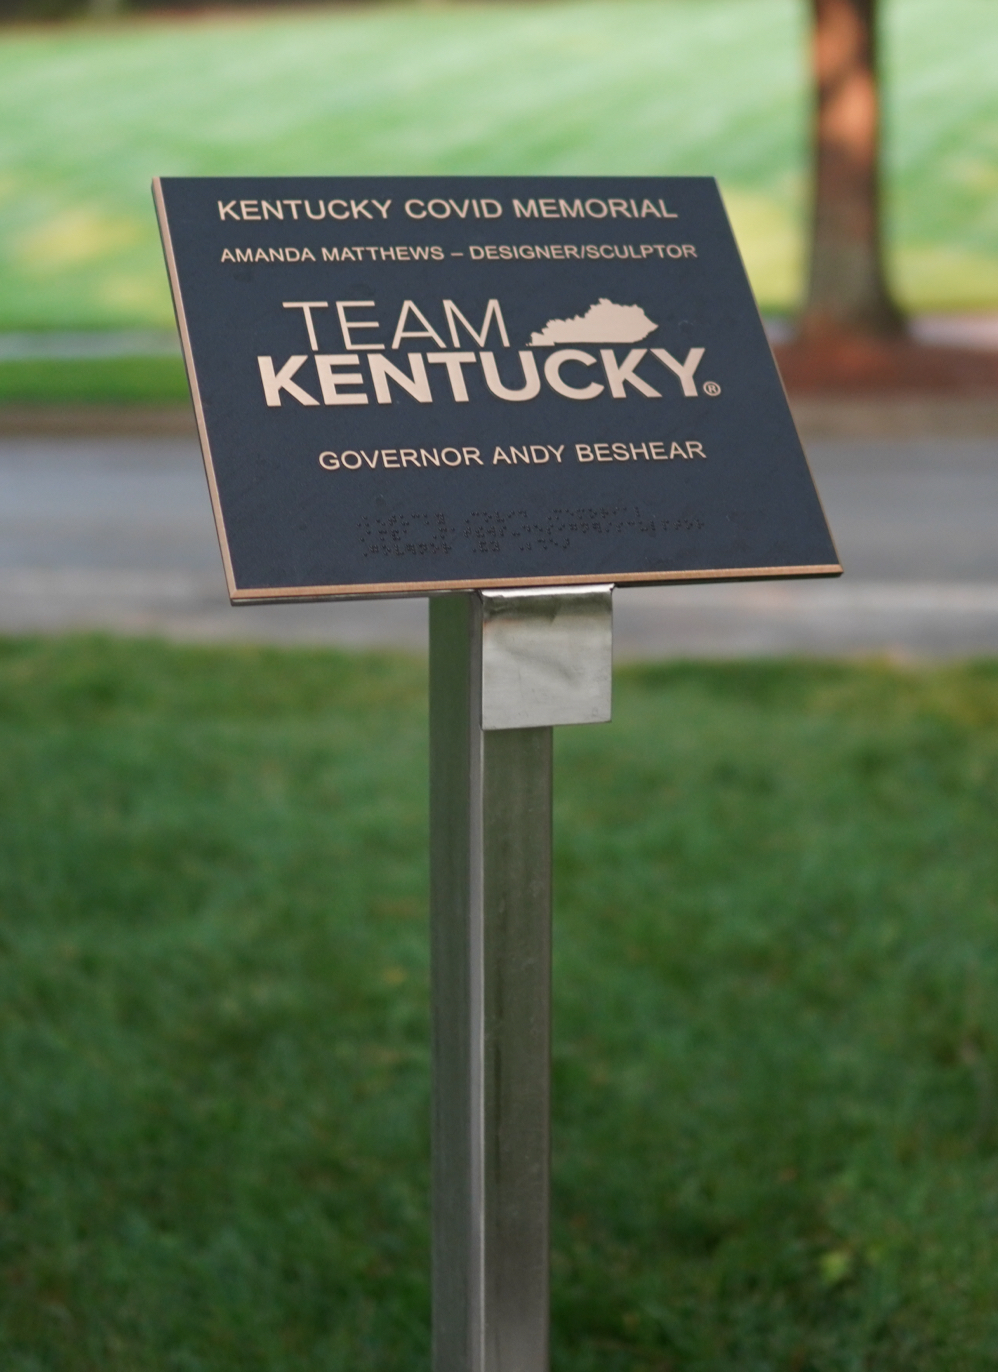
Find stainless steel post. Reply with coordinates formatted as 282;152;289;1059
430;586;612;1372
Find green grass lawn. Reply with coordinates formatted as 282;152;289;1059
2;635;998;1368
0;0;997;337
0;355;187;404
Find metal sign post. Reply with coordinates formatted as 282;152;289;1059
430;587;611;1372
153;173;840;1372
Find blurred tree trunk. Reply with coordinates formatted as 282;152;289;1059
799;0;905;339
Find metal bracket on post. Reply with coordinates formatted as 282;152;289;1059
430;585;612;1372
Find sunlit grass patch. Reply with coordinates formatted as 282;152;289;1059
0;0;996;333
0;354;187;403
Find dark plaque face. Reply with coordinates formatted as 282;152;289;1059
154;176;839;601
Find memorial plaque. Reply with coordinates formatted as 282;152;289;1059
154;176;840;601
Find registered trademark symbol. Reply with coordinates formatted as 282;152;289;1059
703;381;722;396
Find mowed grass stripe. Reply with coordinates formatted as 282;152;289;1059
0;355;187;403
1;637;998;1368
0;0;997;332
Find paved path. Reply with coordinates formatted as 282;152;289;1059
1;436;996;657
